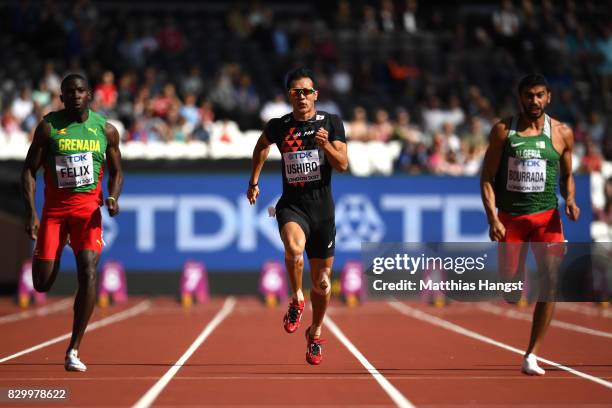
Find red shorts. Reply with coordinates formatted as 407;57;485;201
499;208;564;243
34;203;103;260
498;208;565;279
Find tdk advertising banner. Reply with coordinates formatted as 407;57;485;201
38;174;590;272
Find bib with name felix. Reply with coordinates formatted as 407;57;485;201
43;109;107;204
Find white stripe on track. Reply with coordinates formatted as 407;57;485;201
477;303;612;339
556;302;612;319
388;301;612;390
11;375;612;382
0;298;72;325
324;316;415;408
0;300;151;363
131;297;236;408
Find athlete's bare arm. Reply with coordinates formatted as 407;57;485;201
247;134;272;205
104;122;123;217
315;127;348;172
557;122;580;221
21;121;51;240
480;119;510;242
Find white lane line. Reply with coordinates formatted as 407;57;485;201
0;300;151;363
0;298;72;325
556;303;612;319
132;297;236;408
324;316;415;408
9;375;612;382
477;303;612;339
388;301;612;390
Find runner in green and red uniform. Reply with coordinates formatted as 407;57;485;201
481;74;580;376
21;74;123;372
247;67;348;365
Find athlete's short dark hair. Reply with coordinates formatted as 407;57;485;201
61;73;89;91
285;67;316;89
517;74;550;94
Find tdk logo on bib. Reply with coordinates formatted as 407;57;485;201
520;159;541;167
60;154;89;164
287;151;313;160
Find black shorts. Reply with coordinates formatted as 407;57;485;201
275;193;335;259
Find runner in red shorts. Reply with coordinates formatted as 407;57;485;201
21;74;123;372
481;74;580;376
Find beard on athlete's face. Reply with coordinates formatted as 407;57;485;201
521;101;545;119
520;86;550;119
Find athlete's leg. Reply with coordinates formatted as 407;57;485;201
66;206;103;353
524;209;564;359
32;212;68;292
498;211;530;303
307;256;333;338
280;221;308;333
524;302;555;355
64;249;98;372
526;245;562;357
280;222;307;302
32;259;62;293
67;249;99;352
498;211;547;374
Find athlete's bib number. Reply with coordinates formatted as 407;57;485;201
55;152;94;188
506;157;546;193
283;149;321;183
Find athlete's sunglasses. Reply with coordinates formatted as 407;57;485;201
288;88;317;97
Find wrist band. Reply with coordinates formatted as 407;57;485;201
249;182;258;187
107;196;117;202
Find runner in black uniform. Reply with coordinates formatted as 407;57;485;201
247;67;348;365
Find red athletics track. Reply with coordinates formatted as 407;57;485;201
331;301;611;406
0;297;610;407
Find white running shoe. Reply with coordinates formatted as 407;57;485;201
521;353;545;376
64;349;87;372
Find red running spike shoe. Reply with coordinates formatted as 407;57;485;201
283;300;304;333
305;326;326;365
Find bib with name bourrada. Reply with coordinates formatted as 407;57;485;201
506;157;546;193
283;149;321;183
55;152;94;188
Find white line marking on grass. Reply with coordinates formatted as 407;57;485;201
0;298;72;325
0;300;151;363
324;316;415;408
132;297;236;408
478;303;612;339
388;301;612;390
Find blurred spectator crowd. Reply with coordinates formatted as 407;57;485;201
0;0;610;180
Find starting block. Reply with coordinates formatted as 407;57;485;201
421;268;446;307
341;261;366;307
18;260;46;308
180;261;209;307
98;260;128;307
259;260;288;307
517;276;530;307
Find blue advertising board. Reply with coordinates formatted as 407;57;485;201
37;174;591;271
